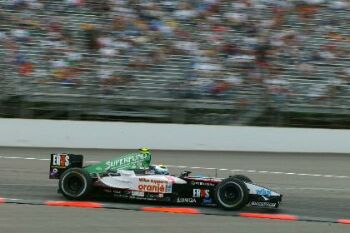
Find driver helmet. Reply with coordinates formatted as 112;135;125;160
151;164;169;175
139;147;150;154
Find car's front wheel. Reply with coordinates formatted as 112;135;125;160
59;168;92;200
214;177;249;210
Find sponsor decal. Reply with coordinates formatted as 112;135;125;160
193;189;210;198
166;184;172;193
203;198;213;204
50;168;59;178
250;201;277;207
84;152;151;174
138;184;166;193
131;191;144;197
105;153;149;170
256;188;272;197
190;181;215;186
106;154;148;170
148;193;161;198
136;178;172;193
52;154;70;167
138;178;168;184
177;198;197;203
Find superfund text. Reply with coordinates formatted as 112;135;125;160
105;153;148;170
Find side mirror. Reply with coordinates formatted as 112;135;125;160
180;171;192;177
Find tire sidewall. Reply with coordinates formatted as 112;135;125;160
59;168;91;200
215;178;248;210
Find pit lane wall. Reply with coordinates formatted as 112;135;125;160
1;118;350;153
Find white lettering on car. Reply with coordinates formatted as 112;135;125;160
250;201;276;207
177;198;196;203
106;154;148;170
52;154;69;167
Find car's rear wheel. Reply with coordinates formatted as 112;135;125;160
59;168;92;200
215;177;249;210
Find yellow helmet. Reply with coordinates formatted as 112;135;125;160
139;147;150;153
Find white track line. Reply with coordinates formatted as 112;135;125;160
166;165;349;179
0;155;349;179
271;187;350;192
0;184;56;187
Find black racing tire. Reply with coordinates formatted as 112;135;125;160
231;174;252;183
59;168;92;200
215;177;249;210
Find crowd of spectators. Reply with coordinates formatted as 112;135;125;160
0;0;350;111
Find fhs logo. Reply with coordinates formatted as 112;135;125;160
193;189;210;198
52;154;70;167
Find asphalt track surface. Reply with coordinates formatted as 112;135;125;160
0;147;349;233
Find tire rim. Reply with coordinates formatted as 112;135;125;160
61;172;87;197
218;182;244;208
67;176;83;194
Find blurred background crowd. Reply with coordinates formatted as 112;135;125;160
0;0;350;128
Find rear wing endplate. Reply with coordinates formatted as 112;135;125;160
49;153;83;179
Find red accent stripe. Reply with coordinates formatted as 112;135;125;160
0;197;4;204
338;219;350;224
142;207;200;214
240;213;298;221
46;201;102;208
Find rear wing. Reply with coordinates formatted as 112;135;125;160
49;153;83;179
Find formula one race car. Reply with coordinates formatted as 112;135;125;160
49;149;282;210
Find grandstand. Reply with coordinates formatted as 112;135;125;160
0;0;350;128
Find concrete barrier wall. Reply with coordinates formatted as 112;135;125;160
1;118;349;153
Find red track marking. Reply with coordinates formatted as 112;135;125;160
142;207;200;214
0;197;4;204
46;201;102;208
338;219;350;224
240;213;298;221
